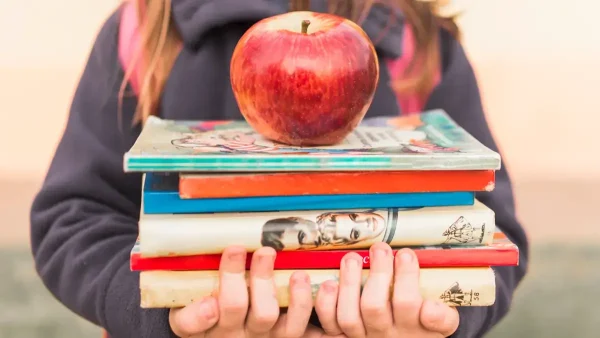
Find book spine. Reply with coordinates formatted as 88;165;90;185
131;241;519;271
140;267;496;308
139;203;495;257
179;170;495;199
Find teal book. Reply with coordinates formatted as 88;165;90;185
123;109;501;172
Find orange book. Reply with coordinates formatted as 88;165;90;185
179;170;495;199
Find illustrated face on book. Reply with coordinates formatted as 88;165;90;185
260;211;385;251
316;211;385;244
260;217;322;251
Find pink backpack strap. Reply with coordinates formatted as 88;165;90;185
118;0;143;95
386;23;441;114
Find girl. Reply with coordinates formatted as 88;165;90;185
29;0;529;337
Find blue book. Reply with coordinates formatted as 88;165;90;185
142;173;475;214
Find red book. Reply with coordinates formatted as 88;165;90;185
130;232;518;271
179;170;496;199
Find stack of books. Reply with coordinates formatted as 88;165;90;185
123;109;519;309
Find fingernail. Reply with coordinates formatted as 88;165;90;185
227;250;246;261
400;250;413;263
373;247;389;260
345;256;359;271
198;298;217;320
258;251;275;264
293;271;310;284
321;281;338;293
302;272;310;283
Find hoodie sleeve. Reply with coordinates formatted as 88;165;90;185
29;9;177;338
425;30;530;338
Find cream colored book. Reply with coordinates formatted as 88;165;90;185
140;267;496;308
138;199;495;257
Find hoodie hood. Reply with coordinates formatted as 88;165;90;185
171;0;405;59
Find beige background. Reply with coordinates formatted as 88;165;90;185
0;1;598;241
1;0;599;180
0;1;599;336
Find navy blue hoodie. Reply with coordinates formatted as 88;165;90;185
30;0;529;337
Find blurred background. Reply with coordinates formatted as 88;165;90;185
0;0;598;337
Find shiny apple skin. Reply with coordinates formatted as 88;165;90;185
230;11;380;146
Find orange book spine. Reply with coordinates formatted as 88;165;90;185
179;170;495;199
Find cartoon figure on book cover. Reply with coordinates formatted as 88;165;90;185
169;121;460;155
260;211;386;251
440;282;478;306
171;130;281;153
442;217;486;244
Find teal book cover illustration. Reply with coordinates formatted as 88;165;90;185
124;109;501;172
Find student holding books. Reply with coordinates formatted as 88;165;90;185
29;0;529;337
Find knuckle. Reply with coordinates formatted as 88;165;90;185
295;297;313;312
275;322;306;338
392;296;421;314
360;300;391;332
314;300;336;324
291;291;314;312
221;299;248;316
279;328;304;338
251;310;279;327
337;315;361;333
360;298;388;318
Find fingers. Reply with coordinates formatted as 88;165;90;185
216;246;249;331
360;243;394;335
246;247;280;336
303;324;335;338
420;300;460;337
392;248;423;330
169;297;219;337
274;271;314;337
315;280;343;335
336;253;366;338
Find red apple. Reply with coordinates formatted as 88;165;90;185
230;11;380;146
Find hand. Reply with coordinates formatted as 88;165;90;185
169;246;317;338
315;244;460;337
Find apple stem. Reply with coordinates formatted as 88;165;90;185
301;20;311;34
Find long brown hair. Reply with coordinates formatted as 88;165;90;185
121;0;459;125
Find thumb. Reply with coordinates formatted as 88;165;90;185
169;297;219;337
419;300;460;337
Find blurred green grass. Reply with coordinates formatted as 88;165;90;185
486;244;600;338
1;243;597;338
